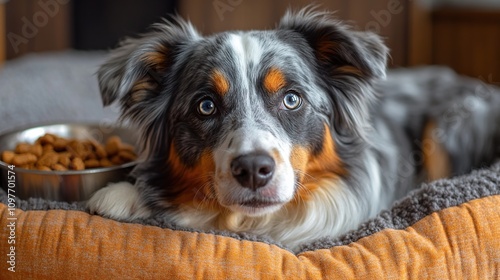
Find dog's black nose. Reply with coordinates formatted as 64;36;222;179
230;153;275;190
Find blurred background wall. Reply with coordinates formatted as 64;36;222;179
0;0;499;84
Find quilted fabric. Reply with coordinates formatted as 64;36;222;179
0;196;498;279
1;162;499;279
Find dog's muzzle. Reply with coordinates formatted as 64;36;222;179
213;127;296;216
230;152;275;190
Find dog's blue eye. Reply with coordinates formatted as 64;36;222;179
198;99;216;116
283;92;302;110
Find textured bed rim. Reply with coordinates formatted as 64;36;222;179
0;195;499;279
1;161;499;253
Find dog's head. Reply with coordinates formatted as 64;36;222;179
98;8;388;217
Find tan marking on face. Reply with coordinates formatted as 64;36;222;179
290;124;345;200
168;143;217;205
263;68;286;94
271;148;284;165
422;120;451;181
290;147;309;182
211;70;230;96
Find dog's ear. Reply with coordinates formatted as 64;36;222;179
279;8;388;82
97;16;200;158
97;16;200;109
279;8;389;138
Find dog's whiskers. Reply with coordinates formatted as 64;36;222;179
294;169;317;182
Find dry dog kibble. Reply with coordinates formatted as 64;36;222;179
53;138;68;152
1;151;15;164
100;158;113;167
87;152;97;160
38;134;56;145
58;153;71;167
1;133;137;171
105;136;121;156
36;165;52;171
84;159;100;169
94;144;107;159
118;150;137;162
52;163;68;171
70;158;85;170
38;152;60;167
68;140;89;160
15;143;31;154
14;143;43;157
12;153;37;166
42;144;54;155
110;155;123;165
31;144;43;157
120;143;135;153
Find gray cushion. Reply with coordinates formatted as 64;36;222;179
0;51;119;134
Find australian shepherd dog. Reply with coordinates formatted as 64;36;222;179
88;8;500;251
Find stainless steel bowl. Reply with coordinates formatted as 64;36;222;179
0;123;138;202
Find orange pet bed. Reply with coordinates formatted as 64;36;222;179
1;163;499;279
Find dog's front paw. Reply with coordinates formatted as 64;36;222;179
87;181;151;221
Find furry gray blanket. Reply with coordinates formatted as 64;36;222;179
0;51;118;135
